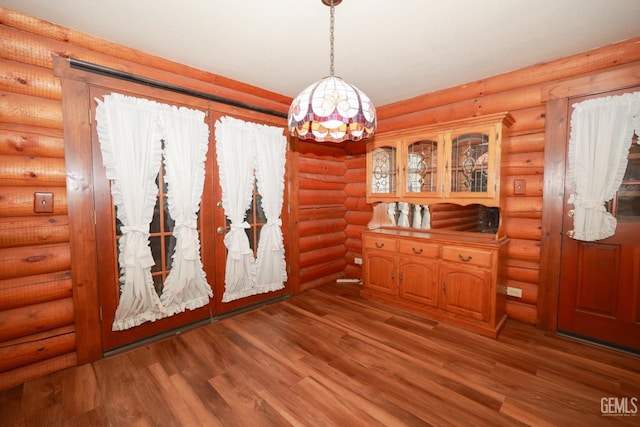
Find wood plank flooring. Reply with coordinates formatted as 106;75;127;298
1;283;639;426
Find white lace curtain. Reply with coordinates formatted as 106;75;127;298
95;93;212;331
568;92;640;241
214;116;287;302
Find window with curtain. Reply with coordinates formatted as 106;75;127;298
607;133;640;222
567;91;640;241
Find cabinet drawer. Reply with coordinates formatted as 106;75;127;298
363;236;397;251
398;240;439;258
442;246;493;268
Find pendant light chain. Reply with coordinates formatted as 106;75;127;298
329;1;335;77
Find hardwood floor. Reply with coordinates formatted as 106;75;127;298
1;283;639;426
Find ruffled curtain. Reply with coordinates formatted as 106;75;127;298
215;116;257;302
158;105;212;315
95;93;165;331
568;92;640;241
254;123;287;292
214;116;287;302
96;93;212;331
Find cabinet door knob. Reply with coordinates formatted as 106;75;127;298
412;247;423;255
375;242;385;248
216;226;228;235
567;230;575;238
458;254;473;262
567;209;574;218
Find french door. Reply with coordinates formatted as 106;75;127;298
91;89;289;352
557;88;640;352
91;86;218;351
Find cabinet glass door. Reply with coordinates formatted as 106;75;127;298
405;139;439;195
370;145;397;195
450;132;490;193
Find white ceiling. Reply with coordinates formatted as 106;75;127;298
2;0;640;107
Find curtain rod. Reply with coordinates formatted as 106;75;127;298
69;58;288;119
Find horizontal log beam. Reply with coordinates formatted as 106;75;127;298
0;351;77;391
0;123;64;157
0;154;66;186
298;189;346;207
0;242;71;280
506;238;541;262
0;215;69;248
299;232;346;253
298;175;345;191
0;329;75;372
298;217;347;236
299;246;347;267
0;297;74;342
505;264;540;284
0;270;72;310
0;91;62;129
298;155;347;177
298;206;347;221
344;197;371;211
299;259;347;285
506;300;537;324
503;217;542;241
0;58;61;100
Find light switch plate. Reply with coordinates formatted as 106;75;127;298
513;179;526;195
34;192;54;213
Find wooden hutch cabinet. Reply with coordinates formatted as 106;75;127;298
362;229;508;337
362;113;513;338
366;112;514;207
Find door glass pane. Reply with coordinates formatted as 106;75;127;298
611;134;640;223
371;146;397;194
450;133;489;193
114;144;198;296
406;140;438;193
617;184;640;221
222;181;264;258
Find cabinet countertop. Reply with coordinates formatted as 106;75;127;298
363;227;509;247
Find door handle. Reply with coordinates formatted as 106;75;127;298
568;209;574;217
216;226;228;235
567;230;575;238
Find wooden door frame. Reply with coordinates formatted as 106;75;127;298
55;56;291;362
537;67;640;331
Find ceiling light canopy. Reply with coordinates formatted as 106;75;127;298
288;0;377;143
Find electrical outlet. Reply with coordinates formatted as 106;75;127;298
506;287;523;298
354;257;363;265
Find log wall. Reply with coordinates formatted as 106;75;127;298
292;151;349;292
344;155;367;279
0;8;293;390
345;37;640;326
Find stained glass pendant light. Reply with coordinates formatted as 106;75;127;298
288;0;377;143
